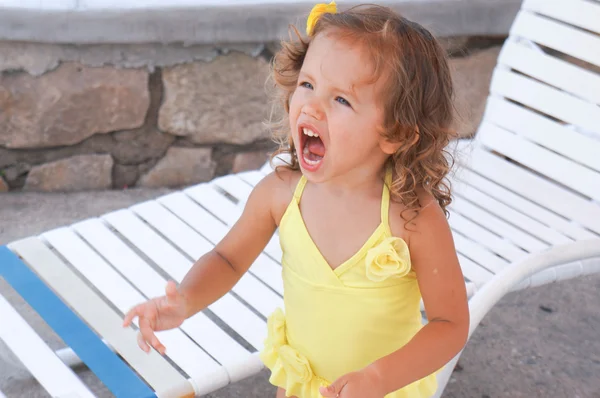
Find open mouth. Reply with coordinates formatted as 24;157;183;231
299;125;326;169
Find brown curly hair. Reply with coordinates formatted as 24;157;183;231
268;4;457;220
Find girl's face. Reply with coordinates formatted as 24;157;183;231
289;31;395;184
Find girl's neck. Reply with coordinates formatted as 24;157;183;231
312;161;388;198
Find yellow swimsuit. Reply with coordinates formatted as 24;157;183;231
260;169;439;398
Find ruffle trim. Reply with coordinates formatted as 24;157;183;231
260;308;440;398
259;308;329;397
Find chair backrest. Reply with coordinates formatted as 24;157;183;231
463;0;600;237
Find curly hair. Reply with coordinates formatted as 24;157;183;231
268;4;457;221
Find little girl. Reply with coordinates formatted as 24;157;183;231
123;2;470;397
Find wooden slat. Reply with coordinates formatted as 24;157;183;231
264;235;284;263
41;227;225;384
483;97;600;173
70;219;252;374
185;184;242;226
158;192;284;277
0;293;96;398
450;196;548;253
260;162;273;175
456;254;493;287
523;0;600;34
498;39;600;104
450;212;528;262
237;170;266;187
456;168;597;240
0;247;157;398
490;68;600;137
511;10;600;67
130;201;215;260
452;182;571;245
214;176;283;263
158;192;229;245
211;175;253;205
464;149;600;234
452;232;508;274
8;238;187;395
131;201;284;299
479;122;600;201
182;186;282;261
101;209;268;351
206;297;266;351
132;200;283;294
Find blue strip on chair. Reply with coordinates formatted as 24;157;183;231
0;245;156;398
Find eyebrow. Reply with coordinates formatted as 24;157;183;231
299;70;360;102
339;84;358;102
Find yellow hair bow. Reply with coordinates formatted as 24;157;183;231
306;1;337;36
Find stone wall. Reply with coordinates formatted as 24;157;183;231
0;44;279;192
0;36;504;192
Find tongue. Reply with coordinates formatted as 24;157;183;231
307;136;325;157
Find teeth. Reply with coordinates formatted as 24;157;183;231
302;146;322;166
302;128;319;138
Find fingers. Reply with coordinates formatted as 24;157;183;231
136;331;151;353
123;302;166;355
164;280;179;303
122;305;142;328
319;385;339;397
136;331;165;355
138;316;165;355
319;376;347;397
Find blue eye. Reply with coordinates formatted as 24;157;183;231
300;81;313;89
336;96;351;107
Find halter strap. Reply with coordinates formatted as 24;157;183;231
293;175;308;201
293;168;391;223
381;166;392;226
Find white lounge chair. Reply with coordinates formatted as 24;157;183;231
1;0;599;396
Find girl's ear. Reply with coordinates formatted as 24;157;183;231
379;126;420;155
379;138;402;155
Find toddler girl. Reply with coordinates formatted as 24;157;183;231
123;2;470;397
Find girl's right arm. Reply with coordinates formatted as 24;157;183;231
123;170;288;354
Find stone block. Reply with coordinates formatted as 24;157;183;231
112;128;175;164
0;175;8;192
0;62;149;148
138;147;215;188
2;163;31;182
112;160;155;189
24;154;113;192
158;53;271;145
232;150;270;173
449;46;501;137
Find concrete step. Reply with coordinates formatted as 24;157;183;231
0;0;521;44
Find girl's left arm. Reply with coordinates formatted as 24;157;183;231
321;200;470;398
368;200;470;393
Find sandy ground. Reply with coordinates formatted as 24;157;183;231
0;190;599;398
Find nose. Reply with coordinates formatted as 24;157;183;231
301;97;324;120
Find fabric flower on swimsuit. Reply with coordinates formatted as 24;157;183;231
278;345;313;383
365;237;412;282
306;1;337;35
260;308;329;397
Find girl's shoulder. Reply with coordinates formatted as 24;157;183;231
388;188;448;243
388;188;455;274
252;167;303;225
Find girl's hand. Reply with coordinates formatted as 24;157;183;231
122;280;187;355
319;367;387;398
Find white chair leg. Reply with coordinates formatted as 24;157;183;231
430;354;462;398
431;241;600;397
